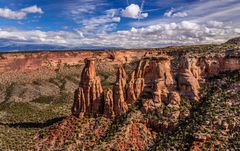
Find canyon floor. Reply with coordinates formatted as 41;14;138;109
0;42;239;150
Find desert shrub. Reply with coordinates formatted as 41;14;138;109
5;83;15;101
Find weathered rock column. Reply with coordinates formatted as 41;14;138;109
178;57;200;101
126;72;137;104
113;66;128;116
127;56;174;107
72;58;104;117
103;88;115;118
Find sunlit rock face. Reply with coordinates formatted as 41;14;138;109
72;59;104;117
201;55;240;77
72;50;240;118
0;50;152;73
178;57;200;101
103;88;115;118
113;67;128;116
127;56;174;106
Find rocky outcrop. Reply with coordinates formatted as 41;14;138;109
168;91;181;105
126;72;137;104
72;59;104;117
72;87;86;117
72;63;129;117
72;52;240;118
127;56;174;105
161;91;181;130
113;67;128;116
177;53;240;101
103;88;115;118
199;55;225;77
178;57;200;101
226;36;240;44
201;54;240;77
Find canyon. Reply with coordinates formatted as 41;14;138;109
0;50;152;73
71;50;240;118
0;44;238;73
0;44;239;150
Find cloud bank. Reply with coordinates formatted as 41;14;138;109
0;0;240;50
0;20;239;49
0;5;43;20
121;4;148;19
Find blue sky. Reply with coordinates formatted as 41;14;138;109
0;0;240;51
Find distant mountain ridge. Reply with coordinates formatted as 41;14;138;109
226;36;240;44
0;39;122;52
0;37;239;52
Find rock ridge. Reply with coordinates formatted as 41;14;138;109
72;53;240;118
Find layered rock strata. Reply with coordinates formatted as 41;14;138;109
72;52;240;118
113;67;128;116
72;59;104;117
161;91;181;130
72;60;129;117
177;53;240;101
127;56;174;106
103;88;115;117
178;57;200;101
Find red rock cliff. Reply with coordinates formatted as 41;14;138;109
71;51;240;118
72;58;104;117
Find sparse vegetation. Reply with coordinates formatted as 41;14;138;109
0;44;239;150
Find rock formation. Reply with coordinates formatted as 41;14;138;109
202;56;222;77
178;57;200;101
72;63;129;117
72;52;240;118
72;58;104;117
126;72;137;104
161;91;181;129
113;66;128;116
127;56;174;106
201;54;240;77
72;87;86;117
168;91;181;105
103;88;115;117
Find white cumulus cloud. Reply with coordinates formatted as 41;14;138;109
0;5;43;20
21;5;43;14
0;20;239;49
121;4;148;19
0;8;26;20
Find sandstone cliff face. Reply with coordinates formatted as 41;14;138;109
72;62;129;117
202;55;240;77
72;59;104;117
126;72;137;104
103;88;115;117
178;57;200;101
72;51;240;118
177;53;240;101
113;67;128;116
0;50;153;73
127;56;174;106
